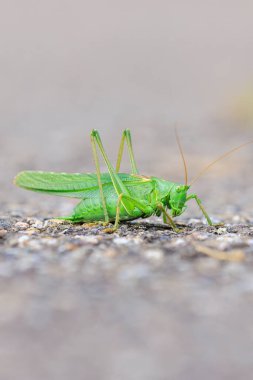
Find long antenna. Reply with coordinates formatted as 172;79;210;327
190;139;253;186
175;127;188;186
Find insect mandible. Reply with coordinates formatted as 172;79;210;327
14;129;252;232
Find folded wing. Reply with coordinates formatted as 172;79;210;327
14;171;108;198
14;171;150;199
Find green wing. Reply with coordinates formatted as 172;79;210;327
14;171;150;199
15;171;104;198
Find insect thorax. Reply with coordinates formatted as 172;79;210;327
151;177;177;200
152;177;190;217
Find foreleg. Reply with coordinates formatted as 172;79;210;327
186;194;213;225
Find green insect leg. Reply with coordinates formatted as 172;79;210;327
90;133;109;224
91;130;155;229
116;129;139;174
91;130;136;215
157;203;179;232
104;193;154;232
187;194;213;225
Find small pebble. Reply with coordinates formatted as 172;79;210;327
15;222;29;230
0;229;7;238
44;219;66;228
31;220;44;229
23;228;40;235
216;227;227;235
0;219;11;229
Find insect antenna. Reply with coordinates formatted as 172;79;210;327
175;127;188;186
190;139;253;186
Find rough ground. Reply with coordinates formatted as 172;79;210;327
1;192;253;379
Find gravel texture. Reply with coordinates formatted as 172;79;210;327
1;203;253;379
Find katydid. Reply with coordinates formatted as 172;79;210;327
14;129;252;232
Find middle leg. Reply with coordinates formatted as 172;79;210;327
104;193;154;233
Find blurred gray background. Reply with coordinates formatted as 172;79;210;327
1;0;253;210
1;2;253;380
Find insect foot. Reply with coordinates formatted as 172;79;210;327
173;227;183;234
102;227;118;234
212;222;225;228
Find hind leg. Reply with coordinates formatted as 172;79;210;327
116;129;139;174
103;193;153;233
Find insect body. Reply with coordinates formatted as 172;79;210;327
14;129;214;232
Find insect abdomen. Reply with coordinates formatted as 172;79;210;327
66;181;155;222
